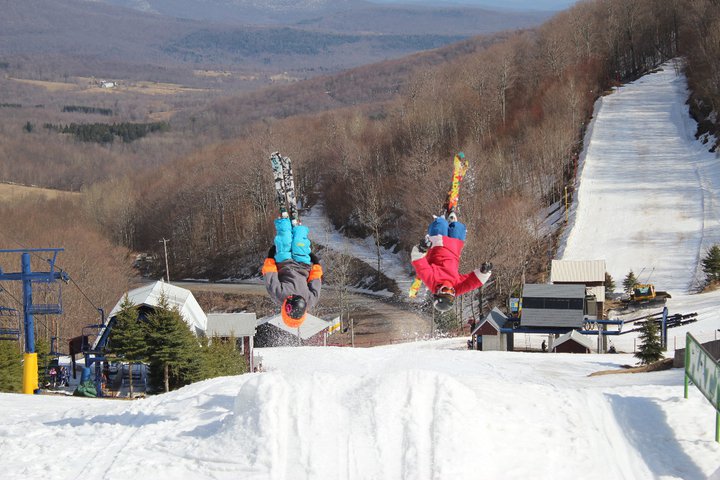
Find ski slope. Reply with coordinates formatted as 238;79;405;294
558;61;720;293
1;63;720;479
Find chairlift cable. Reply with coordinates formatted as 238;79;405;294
0;230;101;311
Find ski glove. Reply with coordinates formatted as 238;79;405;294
310;252;321;265
417;235;432;253
267;245;276;259
474;263;492;285
411;245;427;262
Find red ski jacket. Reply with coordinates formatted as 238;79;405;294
411;235;484;295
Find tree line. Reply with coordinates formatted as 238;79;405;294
43;121;169;144
62;105;113;116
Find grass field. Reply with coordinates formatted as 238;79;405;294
0;183;80;201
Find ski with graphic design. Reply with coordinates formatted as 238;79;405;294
270;152;300;225
270;152;288;218
280;154;299;225
409;152;469;298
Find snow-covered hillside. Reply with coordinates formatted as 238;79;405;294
1;63;719;479
0;340;717;479
558;61;720;294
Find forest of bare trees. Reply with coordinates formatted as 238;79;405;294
0;0;718;342
109;0;704;288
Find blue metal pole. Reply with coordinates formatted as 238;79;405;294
662;306;668;350
22;253;34;353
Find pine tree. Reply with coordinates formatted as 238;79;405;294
144;294;200;393
702;245;720;284
198;335;247;379
0;341;22;392
35;337;51;385
622;270;638;293
108;294;146;397
604;273;616;298
634;318;664;365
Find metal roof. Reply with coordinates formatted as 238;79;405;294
108;280;207;332
522;283;586;299
550;260;606;283
206;313;257;337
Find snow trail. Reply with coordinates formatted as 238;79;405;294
558;62;720;294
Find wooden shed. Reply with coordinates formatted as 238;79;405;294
470;307;510;351
551;330;595;354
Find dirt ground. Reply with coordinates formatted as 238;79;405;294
178;281;433;347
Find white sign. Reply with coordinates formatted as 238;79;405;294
687;335;720;410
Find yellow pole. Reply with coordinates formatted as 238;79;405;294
22;352;38;394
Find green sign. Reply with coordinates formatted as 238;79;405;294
684;333;720;442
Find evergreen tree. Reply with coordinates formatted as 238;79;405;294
604;272;616;298
108;294;146;397
144;294;200;393
0;341;22;392
634;319;664;365
197;335;247;379
702;245;720;284
622;270;638;293
35;337;51;385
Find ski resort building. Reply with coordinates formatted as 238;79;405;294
470;307;511;351
519;283;586;329
107;280;208;334
91;281;257;370
550;259;606;318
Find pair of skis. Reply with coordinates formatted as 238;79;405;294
409;152;469;298
270;151;300;225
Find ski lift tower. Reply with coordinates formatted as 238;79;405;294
0;249;69;394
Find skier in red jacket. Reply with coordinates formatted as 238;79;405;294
411;214;492;312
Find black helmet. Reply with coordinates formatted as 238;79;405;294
433;284;456;312
433;294;455;312
281;295;308;328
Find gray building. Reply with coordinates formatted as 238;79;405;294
520;283;586;329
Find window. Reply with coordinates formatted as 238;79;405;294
522;297;584;310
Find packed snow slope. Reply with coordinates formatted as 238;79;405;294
0;341;718;480
558;61;720;294
2;62;720;480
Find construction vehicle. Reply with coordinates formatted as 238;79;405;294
622;283;671;308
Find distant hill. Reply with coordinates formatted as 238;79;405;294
0;0;552;79
95;0;552;34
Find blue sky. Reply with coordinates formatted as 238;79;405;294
369;0;579;11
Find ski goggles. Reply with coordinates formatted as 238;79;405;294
435;285;456;297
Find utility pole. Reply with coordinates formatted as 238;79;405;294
159;238;170;282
